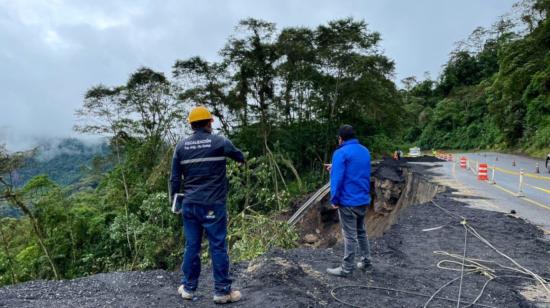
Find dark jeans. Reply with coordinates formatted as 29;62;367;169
182;203;232;295
338;206;371;271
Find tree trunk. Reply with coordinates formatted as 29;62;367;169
0;225;17;284
113;136;133;258
8;194;60;280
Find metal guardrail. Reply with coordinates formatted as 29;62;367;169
287;182;331;227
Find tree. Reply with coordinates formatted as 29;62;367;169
0;217;19;284
124;67;183;144
173;57;232;135
0;146;60;280
221;18;278;138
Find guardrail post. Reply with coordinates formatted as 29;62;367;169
517;168;524;197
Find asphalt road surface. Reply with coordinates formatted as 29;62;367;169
432;152;550;235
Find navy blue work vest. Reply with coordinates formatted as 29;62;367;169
171;129;243;205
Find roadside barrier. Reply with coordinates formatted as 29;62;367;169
517;169;525;197
478;163;488;181
467;160;478;175
454;156;550;209
491;166;550;181
460;157;467;169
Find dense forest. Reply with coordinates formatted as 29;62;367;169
1;0;549;286
13;138;110;187
0;138;109;218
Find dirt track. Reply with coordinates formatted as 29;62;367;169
1;162;549;307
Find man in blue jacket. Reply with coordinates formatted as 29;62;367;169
325;124;372;277
170;106;245;304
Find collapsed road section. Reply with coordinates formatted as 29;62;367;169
1;158;549;307
290;158;444;247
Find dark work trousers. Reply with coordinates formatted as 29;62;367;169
181;203;232;295
338;205;371;271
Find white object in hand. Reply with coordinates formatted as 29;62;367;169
171;193;185;214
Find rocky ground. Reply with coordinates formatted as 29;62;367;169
1;160;549;308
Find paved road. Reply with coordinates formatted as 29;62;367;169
425;152;550;235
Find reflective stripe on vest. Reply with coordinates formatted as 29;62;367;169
180;156;226;165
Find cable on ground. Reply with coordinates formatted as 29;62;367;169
329;200;550;307
330;284;497;308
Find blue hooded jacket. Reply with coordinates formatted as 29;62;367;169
330;139;371;207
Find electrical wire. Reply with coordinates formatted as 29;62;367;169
330;284;497;308
329;200;550;307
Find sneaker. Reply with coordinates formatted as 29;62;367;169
326;266;351;277
357;260;373;271
213;290;242;304
177;285;194;300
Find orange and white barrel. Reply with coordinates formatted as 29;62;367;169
478;163;488;181
460;157;467;169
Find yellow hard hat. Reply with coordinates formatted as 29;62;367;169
188;106;213;123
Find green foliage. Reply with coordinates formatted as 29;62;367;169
228;213;298;261
176;17;404;161
0;132;305;287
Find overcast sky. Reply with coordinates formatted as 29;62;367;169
0;0;514;150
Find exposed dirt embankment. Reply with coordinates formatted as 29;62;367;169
297;158;444;247
368;159;443;237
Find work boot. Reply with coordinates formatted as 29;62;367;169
326;266;351;277
177;285;194;300
357;259;373;271
213;290;242;304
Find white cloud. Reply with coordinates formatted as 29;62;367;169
43;28;75;50
2;0;142;30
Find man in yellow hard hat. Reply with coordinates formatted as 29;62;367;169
170;105;245;304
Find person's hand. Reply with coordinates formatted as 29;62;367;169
324;163;332;172
331;204;339;209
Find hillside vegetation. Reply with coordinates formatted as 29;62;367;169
1;0;549;287
14;138;110;187
403;0;550;156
